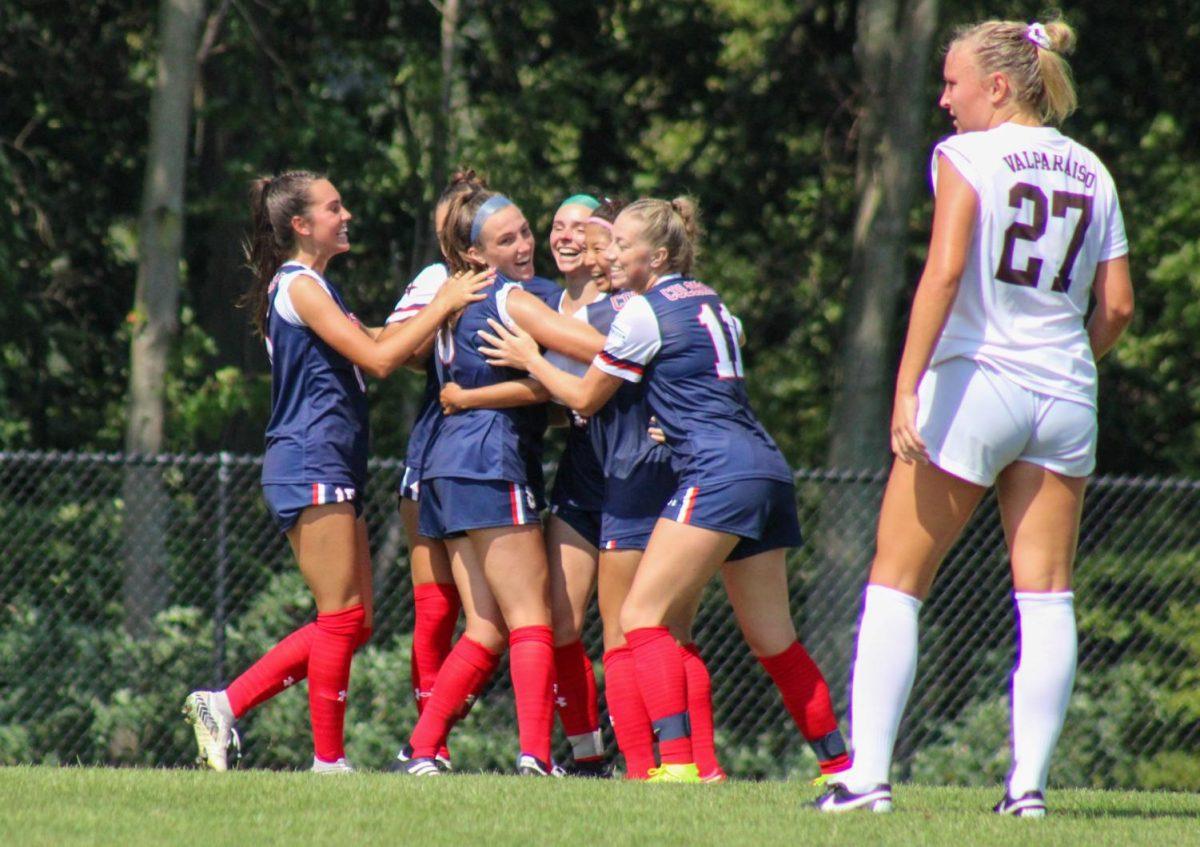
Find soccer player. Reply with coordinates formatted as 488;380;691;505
386;169;489;771
392;187;606;776
815;18;1133;816
480;197;849;783
183;171;490;773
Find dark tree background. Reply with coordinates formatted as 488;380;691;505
1;1;1197;474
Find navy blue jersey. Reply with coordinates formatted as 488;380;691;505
547;293;623;514
262;263;369;488
420;278;548;483
593;275;791;486
523;275;565;310
577;290;674;482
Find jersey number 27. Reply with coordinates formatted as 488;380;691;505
996;182;1093;294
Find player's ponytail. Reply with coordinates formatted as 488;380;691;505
590;197;626;224
438;168;488;207
240;170;320;336
438;186;497;274
950;15;1078;125
623;196;702;275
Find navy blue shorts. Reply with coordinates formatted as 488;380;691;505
418;476;541;539
600;460;676;551
663;477;802;561
262;482;362;533
398;466;421;502
549;502;602;549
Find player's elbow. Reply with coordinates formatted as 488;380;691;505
361;356;394;380
575;394;605;417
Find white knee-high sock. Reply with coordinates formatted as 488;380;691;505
843;583;921;790
1009;591;1076;796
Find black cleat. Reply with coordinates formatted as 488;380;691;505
814;782;893;814
516;753;564;777
388;746;441;776
994;790;1046;818
560;758;613;778
391;743;453;774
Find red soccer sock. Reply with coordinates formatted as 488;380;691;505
509;625;556;765
356;625;373;650
626;626;692;764
408;636;500;759
308;604;365;763
554;640;602;760
681;642;722;777
411;583;461;711
225;622;316;718
759;640;850;773
602;646;657;779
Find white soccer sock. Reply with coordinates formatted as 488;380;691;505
1008;591;1076;796
843;583;921;791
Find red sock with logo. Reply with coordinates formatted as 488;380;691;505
224;622;315;718
408;636;500;759
308;604;365;762
681;642;722;778
412;582;460;760
759;640;850;773
626;626;691;764
602;646;657;779
554;640;602;760
509;625;556;765
411;583;461;708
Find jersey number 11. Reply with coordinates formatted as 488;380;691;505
698;303;744;379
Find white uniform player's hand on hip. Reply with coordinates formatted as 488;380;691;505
891;391;929;464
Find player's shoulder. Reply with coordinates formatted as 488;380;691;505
521;275;564;307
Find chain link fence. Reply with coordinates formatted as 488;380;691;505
1;451;1197;788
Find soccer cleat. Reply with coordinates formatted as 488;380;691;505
561;758;613;778
646;763;702;783
182;691;240;772
435;752;453;772
388;747;442;776
312;757;355;774
699;768;727;783
814;782;893;813
516;753;564;776
994;790;1047;818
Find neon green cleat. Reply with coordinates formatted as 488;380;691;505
647;763;702;783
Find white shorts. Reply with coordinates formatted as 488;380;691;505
916;357;1096;486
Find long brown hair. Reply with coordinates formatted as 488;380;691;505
241;170;320;336
438;185;501;274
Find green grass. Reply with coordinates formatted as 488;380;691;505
4;767;1199;846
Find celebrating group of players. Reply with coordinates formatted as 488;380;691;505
184;16;1134;816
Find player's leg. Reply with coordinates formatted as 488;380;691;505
721;550;849;777
598;548;656;778
402;496;461;735
620;519;738;777
400;536;505;770
995;459;1086;816
471;523;556;771
289;502;367;770
823;458;985;807
546;513;605;771
669;589;722;781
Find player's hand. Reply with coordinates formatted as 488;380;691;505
440;382;467;415
435;268;494;312
647;415;666;444
478;318;539;370
890;390;928;464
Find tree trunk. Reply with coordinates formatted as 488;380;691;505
806;0;938;702
123;0;206;637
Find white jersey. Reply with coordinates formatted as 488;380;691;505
386;262;448;324
930;123;1128;407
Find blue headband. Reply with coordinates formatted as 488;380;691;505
470;195;514;244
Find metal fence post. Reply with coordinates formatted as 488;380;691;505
214;451;230;686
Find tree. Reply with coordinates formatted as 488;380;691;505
123;0;206;636
807;0;939;694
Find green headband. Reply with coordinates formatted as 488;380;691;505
558;193;600;212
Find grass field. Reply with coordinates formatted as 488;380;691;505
4;767;1199;846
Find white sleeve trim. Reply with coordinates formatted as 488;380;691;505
274;271;333;327
495;282;524;329
592;295;660;383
